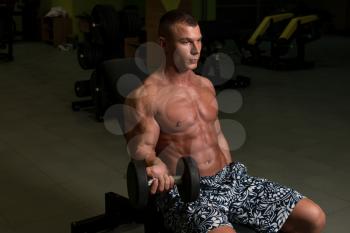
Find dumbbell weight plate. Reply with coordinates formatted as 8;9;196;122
176;157;200;203
77;42;93;70
127;159;149;208
77;42;105;70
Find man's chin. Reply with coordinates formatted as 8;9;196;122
187;63;198;70
175;64;197;73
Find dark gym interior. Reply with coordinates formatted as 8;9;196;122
0;0;349;233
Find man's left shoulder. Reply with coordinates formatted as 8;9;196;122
194;74;215;91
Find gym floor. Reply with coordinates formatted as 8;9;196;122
0;35;349;233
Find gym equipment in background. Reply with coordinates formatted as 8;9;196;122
71;58;171;233
72;56;147;121
72;4;146;121
196;20;252;89
241;13;321;70
246;13;294;47
76;4;124;70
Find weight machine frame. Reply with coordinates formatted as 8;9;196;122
70;192;170;233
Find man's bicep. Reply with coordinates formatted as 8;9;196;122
126;117;160;161
123;97;142;137
123;95;160;161
123;88;149;138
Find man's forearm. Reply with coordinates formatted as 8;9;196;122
132;145;158;165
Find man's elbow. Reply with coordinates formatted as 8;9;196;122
131;145;156;162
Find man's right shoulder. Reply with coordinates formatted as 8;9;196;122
125;75;159;105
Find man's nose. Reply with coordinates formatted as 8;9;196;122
191;42;200;55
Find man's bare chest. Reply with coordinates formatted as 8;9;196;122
154;86;218;133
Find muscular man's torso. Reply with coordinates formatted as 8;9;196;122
146;73;228;176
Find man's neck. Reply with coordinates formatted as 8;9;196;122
163;65;194;85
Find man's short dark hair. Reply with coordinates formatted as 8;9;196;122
158;10;198;38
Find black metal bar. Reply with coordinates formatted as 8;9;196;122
71;99;94;111
71;214;112;233
71;192;146;233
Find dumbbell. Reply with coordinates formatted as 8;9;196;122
127;156;200;208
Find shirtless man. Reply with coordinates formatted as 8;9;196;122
124;10;326;233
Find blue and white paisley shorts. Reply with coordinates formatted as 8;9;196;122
156;162;305;233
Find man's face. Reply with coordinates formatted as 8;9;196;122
165;23;202;72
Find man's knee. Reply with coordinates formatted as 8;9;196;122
283;198;326;233
208;226;236;233
308;201;326;231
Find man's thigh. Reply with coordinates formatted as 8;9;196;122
228;175;304;233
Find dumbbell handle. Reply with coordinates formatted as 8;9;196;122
147;175;182;186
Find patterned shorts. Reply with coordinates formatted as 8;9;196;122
156;162;305;233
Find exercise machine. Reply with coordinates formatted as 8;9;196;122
242;13;321;70
76;4;124;71
72;4;146;121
